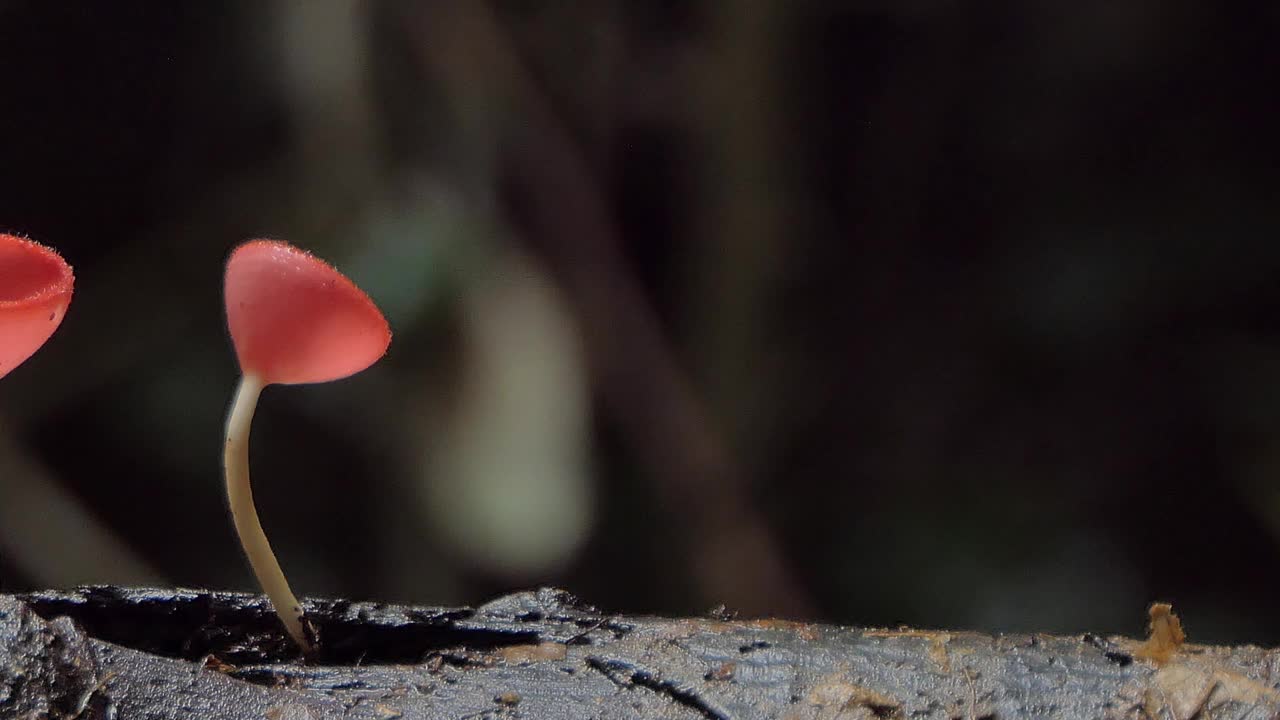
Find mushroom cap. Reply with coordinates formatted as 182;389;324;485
225;239;391;385
0;234;74;379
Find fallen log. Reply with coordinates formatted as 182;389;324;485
1;587;1276;719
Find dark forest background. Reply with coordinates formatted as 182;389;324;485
1;1;1279;645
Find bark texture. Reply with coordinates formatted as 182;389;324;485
1;586;1278;719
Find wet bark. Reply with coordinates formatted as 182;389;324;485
1;586;1277;719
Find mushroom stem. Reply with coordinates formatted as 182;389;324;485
224;372;311;651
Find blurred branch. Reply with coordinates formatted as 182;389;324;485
272;0;381;239
0;417;163;589
408;1;814;618
690;0;790;459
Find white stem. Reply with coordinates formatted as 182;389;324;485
224;373;311;651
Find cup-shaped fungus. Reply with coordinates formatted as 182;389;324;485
223;239;390;651
0;234;74;379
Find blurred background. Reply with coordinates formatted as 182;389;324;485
0;1;1279;646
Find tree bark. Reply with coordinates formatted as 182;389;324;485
1;587;1276;719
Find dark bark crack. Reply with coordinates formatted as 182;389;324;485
586;656;731;720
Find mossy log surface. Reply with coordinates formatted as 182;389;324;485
1;586;1278;719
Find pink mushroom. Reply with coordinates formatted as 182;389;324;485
0;234;73;379
223;239;390;651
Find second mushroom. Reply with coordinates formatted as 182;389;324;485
223;239;391;651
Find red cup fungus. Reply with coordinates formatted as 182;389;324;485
223;239;391;651
0;234;73;379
